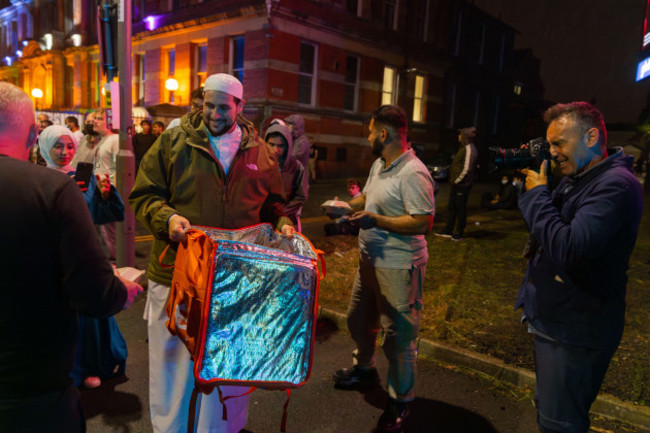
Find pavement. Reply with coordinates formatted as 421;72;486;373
81;178;650;432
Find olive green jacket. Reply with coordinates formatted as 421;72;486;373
129;110;291;286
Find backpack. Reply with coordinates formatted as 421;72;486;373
162;223;325;432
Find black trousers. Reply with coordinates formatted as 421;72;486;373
444;184;471;236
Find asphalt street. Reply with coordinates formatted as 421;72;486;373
82;179;543;433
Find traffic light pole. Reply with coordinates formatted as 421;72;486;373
115;0;136;268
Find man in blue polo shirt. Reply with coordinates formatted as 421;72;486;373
332;105;435;433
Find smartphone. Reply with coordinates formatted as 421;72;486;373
74;162;94;190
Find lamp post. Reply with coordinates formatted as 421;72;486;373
165;77;178;103
31;88;43;111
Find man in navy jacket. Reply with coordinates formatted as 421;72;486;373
517;102;643;433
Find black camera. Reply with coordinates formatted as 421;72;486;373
488;137;551;172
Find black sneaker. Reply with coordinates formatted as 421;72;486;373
377;399;410;432
332;365;379;390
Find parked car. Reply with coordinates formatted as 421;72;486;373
426;154;453;181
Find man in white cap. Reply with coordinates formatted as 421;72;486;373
130;73;294;433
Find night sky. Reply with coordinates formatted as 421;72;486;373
472;0;650;124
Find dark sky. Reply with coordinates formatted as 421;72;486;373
472;0;650;123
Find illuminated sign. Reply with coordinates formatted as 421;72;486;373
637;56;650;81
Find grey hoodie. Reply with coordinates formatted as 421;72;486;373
265;123;309;226
285;114;310;169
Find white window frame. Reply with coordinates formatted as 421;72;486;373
136;53;145;104
229;35;245;84
412;74;426;123
298;40;318;106
382;65;396;106
417;0;429;42
344;55;360;111
194;42;207;89
385;0;399;31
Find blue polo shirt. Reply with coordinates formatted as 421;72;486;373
358;149;435;269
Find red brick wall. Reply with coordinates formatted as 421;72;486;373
207;36;226;75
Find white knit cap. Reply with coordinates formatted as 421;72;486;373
203;73;243;99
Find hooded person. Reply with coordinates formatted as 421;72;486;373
284;114;310;169
265;122;309;232
37;124;127;390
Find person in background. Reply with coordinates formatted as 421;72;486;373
308;138;318;183
93;107;120;261
285;114;310;170
436;126;478;241
71;111;101;168
265;121;308;231
152;121;165;137
130;73;294;433
65;116;84;145
38;125;128;390
481;173;517;210
324;178;363;236
332;105;434;433
517;102;643;433
132;119;156;174
167;87;204;130
0;81;142;432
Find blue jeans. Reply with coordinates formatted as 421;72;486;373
534;336;617;433
346;262;426;402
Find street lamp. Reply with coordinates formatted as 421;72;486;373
165;77;178;103
31;88;43;110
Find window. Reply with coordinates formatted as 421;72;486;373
165;48;175;103
167;49;175;76
230;36;244;83
194;43;207;88
447;84;456;128
382;66;396;105
318;146;327;161
478;22;486;65
384;0;398;30
344;55;359;111
499;33;506;71
347;0;361;16
513;82;523;96
452;10;462;56
135;54;145;105
336;147;347;162
412;74;426;122
416;0;429;41
298;41;317;105
492;95;500;135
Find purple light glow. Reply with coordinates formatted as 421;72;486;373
144;16;159;31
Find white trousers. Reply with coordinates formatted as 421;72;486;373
146;280;250;433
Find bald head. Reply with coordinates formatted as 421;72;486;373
0;83;36;160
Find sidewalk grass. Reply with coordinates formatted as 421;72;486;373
313;203;650;407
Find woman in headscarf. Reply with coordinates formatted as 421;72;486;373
39;125;128;389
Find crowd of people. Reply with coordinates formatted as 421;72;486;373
0;71;645;433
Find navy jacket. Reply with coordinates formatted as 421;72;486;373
516;148;643;349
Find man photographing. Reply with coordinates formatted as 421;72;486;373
517;102;643;433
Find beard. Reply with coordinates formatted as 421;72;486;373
84;124;98;136
371;136;385;157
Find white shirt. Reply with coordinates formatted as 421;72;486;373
94;133;119;184
206;124;242;176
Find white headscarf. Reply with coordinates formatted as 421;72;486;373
38;125;79;173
